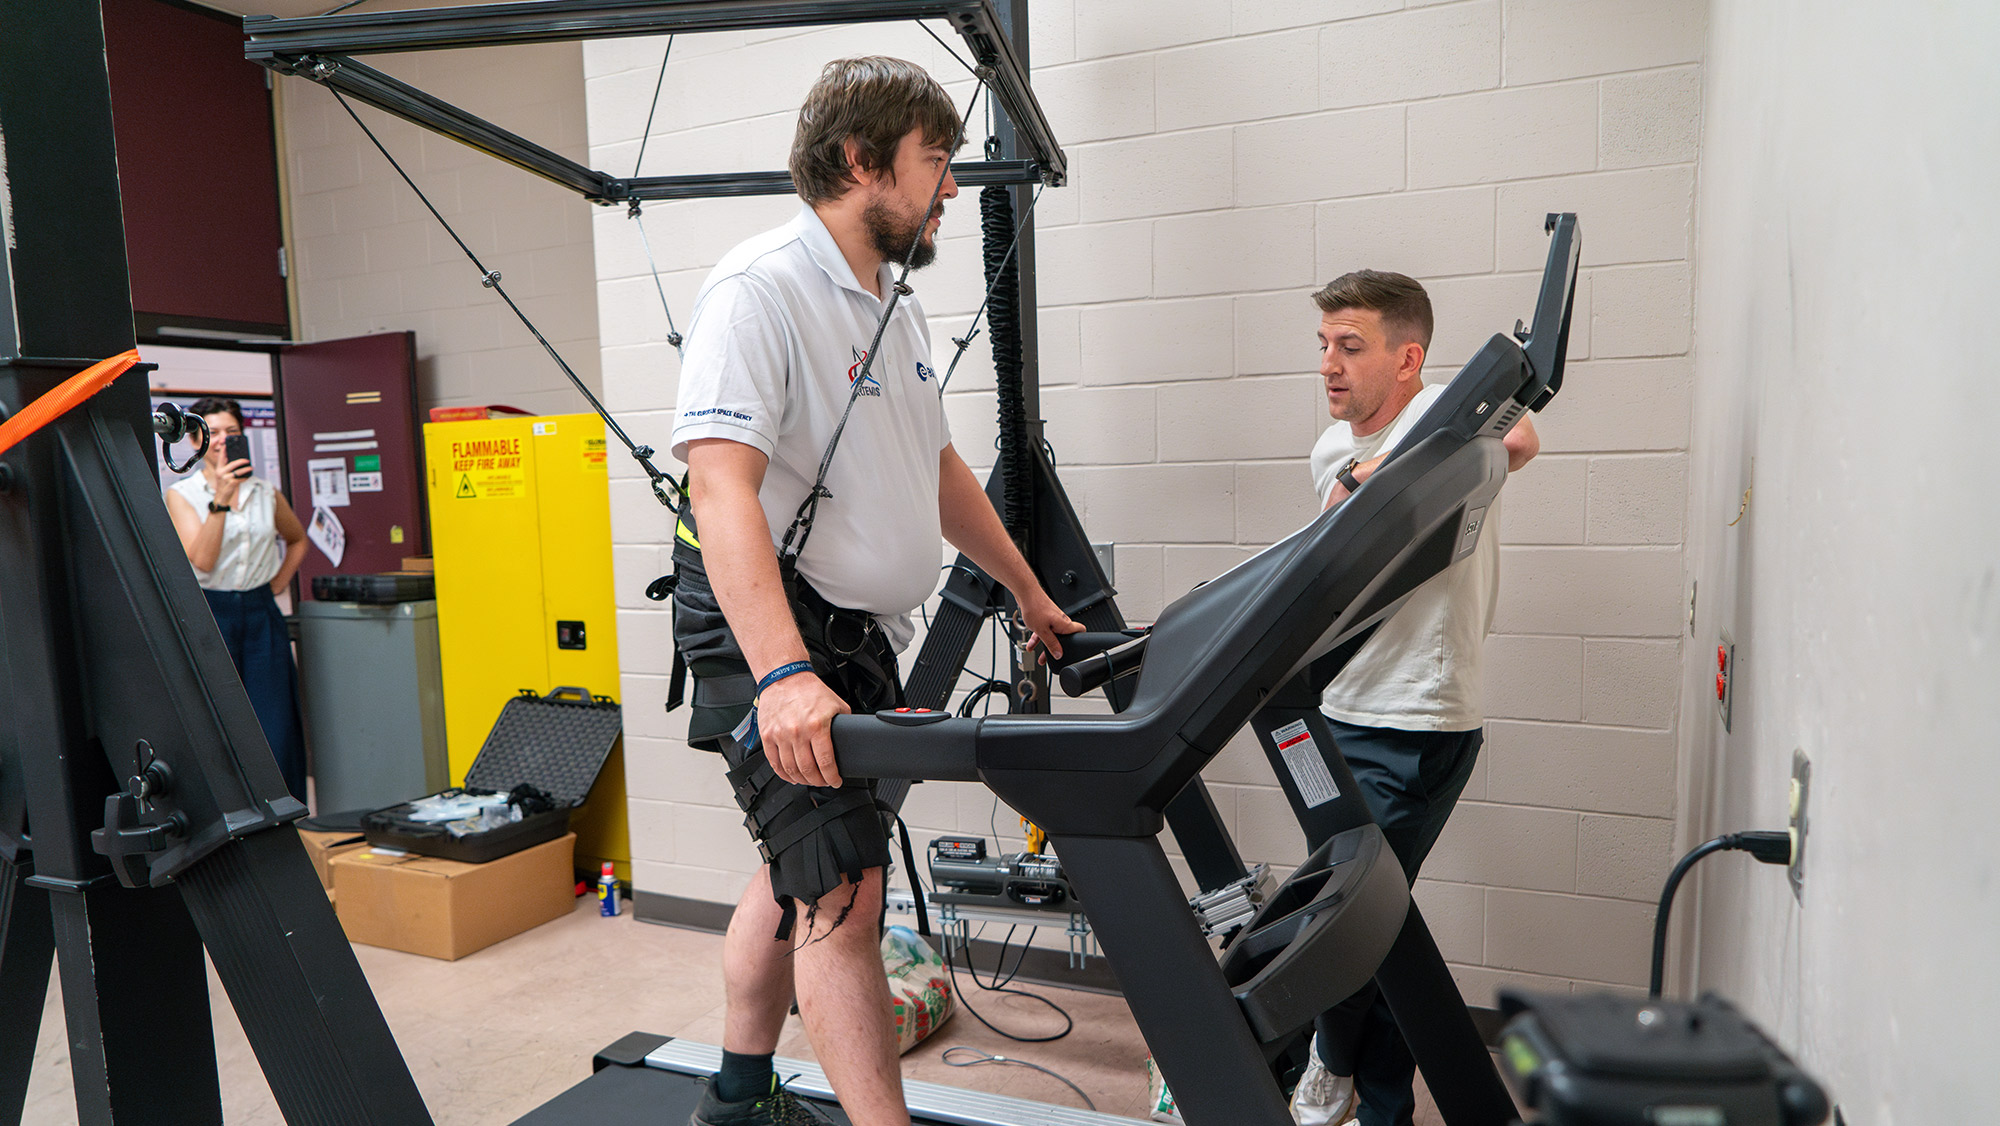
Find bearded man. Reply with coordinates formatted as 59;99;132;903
667;56;1081;1126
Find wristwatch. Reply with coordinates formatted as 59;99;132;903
208;501;231;514
1335;457;1363;495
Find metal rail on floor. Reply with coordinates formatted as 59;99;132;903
642;1039;1150;1126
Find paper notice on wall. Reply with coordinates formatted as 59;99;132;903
348;472;384;493
307;457;351;508
307;505;346;566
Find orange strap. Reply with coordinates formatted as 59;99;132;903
0;350;143;458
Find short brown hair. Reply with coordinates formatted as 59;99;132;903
1312;270;1435;349
789;57;961;206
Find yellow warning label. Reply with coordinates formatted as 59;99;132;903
583;436;607;470
448;437;526;499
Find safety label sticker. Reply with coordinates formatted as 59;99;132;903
582;436;607;469
448;436;526;499
1270;719;1340;808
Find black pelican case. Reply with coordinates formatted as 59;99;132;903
360;686;622;863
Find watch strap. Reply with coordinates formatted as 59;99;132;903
1336;458;1363;494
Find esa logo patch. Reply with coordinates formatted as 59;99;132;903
916;361;936;382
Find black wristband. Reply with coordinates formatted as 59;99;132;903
207;501;231;514
1336;458;1363;495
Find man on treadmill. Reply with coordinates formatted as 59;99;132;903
666;57;1082;1126
1290;271;1540;1126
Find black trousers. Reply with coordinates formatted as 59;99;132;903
1314;718;1483;1126
202;586;308;803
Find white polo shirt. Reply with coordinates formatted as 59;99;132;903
1309;383;1502;731
670;205;951;649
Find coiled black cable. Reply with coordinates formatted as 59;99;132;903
981;184;1031;539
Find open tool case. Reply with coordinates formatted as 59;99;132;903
361;686;622;863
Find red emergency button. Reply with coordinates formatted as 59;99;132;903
1717;646;1727;672
1716;672;1727;700
895;707;911;713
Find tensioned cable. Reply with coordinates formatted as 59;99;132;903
627;37;687;355
632;35;675;177
777;76;988;562
916;20;977;78
939;182;1042;392
327;87;687;512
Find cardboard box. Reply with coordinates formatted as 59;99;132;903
331;832;576;960
299;829;368;890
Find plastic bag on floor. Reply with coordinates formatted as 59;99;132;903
883;925;954;1054
1145;1055;1184;1123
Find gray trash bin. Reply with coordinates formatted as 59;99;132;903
299;598;449;813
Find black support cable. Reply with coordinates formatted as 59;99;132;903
328;88;687;511
779;77;986;562
940;182;1040;393
980;183;1031;539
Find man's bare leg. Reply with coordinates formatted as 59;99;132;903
721;866;796;1056
721;866;908;1126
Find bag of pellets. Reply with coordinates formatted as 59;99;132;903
883;925;954;1053
1145;1055;1184;1123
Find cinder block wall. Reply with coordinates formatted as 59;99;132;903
281;42;601;415
589;0;1707;999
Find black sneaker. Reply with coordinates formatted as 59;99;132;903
689;1076;834;1126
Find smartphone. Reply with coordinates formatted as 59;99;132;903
223;433;253;479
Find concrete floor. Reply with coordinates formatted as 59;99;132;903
25;894;1450;1124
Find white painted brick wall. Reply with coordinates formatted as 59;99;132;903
581;0;1705;998
280;43;601;415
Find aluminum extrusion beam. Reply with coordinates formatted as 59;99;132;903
302;56;612;199
244;0;1066;199
617;159;1042;200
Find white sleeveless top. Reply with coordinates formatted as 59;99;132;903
170;473;285;592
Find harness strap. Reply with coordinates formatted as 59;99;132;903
777;79;987;564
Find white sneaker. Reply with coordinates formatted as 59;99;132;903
1289;1034;1356;1126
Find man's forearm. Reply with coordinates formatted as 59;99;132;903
692;484;811;678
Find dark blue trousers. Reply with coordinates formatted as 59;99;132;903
202;587;308;803
1313;718;1483;1126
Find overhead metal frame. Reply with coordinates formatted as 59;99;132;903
243;0;1067;204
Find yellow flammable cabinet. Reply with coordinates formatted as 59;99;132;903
424;413;628;881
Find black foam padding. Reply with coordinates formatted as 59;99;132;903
464;692;623;808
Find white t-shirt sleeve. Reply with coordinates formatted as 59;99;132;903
670;273;791;461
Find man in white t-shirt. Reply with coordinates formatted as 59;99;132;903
1289;271;1539;1126
667;58;1082;1126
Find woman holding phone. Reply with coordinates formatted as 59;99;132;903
164;397;310;803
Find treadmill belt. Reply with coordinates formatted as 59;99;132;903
512;1037;1149;1126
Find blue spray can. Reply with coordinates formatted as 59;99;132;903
597;862;619;917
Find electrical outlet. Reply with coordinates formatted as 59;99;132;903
1715;631;1735;731
1789;750;1811;901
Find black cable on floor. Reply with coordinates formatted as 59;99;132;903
942;1047;1096;1112
940;925;1074;1043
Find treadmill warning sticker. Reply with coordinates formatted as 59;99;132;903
1271;719;1341;808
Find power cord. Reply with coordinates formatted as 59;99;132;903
1650;829;1792;998
942;1046;1096;1112
938;918;1075;1044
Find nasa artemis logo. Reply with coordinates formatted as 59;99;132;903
847;347;882;397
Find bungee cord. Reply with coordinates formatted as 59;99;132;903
327;84;689;512
628;37;687;355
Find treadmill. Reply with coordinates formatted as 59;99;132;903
524;213;1580;1126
